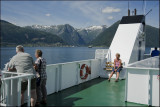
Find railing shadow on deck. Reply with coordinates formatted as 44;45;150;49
46;78;106;106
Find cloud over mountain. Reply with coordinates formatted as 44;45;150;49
102;7;121;13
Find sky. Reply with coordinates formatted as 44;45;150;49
1;1;159;28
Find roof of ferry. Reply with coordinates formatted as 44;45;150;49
120;15;145;25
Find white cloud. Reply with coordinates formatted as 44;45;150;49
45;13;51;17
68;2;109;26
108;16;113;20
102;7;121;13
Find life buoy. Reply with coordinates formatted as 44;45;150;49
80;64;91;79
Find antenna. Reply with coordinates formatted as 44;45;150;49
145;2;158;16
145;9;152;16
128;1;129;10
128;0;130;16
143;0;146;15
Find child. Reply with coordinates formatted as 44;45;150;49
108;53;122;82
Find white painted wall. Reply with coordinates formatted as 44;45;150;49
129;24;145;63
108;23;143;66
126;69;149;104
125;57;159;106
125;69;159;106
46;58;103;95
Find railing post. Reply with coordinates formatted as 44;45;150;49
124;69;128;102
99;59;101;77
5;80;9;106
76;63;79;85
3;81;5;104
27;77;31;106
148;70;151;106
55;67;59;92
10;74;13;104
59;65;62;91
89;60;92;80
18;78;22;106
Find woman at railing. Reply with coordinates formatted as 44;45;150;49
34;50;47;105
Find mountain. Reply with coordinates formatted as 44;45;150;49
89;21;120;47
76;25;107;43
1;19;158;47
27;24;107;45
90;21;159;47
26;24;85;46
1;20;66;46
145;25;159;47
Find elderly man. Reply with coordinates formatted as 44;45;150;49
8;45;37;106
0;71;1;103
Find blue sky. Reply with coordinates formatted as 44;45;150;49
1;1;159;28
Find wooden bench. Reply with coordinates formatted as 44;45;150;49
104;62;123;71
104;62;114;71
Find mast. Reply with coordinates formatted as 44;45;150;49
128;1;130;16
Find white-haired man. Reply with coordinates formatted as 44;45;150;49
8;45;37;106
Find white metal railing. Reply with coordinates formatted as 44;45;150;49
46;58;105;95
95;49;109;59
0;71;34;106
106;49;111;62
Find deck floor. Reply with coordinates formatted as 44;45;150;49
45;78;146;106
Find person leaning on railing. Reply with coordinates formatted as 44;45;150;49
0;71;1;102
34;50;47;105
0;70;1;88
8;45;37;106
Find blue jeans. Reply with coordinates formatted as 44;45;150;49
112;67;122;72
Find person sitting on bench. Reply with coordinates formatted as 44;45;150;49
108;53;122;82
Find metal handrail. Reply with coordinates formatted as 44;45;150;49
0;71;34;106
2;74;34;81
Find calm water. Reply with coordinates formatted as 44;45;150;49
0;47;151;69
0;47;106;69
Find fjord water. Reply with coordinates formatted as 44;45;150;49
0;47;106;69
0;47;151;69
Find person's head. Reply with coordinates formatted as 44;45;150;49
16;45;24;53
155;47;157;50
116;53;120;59
35;50;42;58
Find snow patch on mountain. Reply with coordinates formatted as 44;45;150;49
85;25;107;30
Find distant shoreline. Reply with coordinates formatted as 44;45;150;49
1;45;108;48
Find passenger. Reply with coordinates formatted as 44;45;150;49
34;50;47;105
151;47;160;57
0;71;1;100
8;45;37;106
108;53;122;82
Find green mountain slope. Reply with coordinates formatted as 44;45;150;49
89;21;120;47
90;21;159;47
1;20;66;46
145;25;159;47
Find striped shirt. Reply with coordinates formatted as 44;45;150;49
115;59;121;67
35;57;47;79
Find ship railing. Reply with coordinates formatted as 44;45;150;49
0;71;34;106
